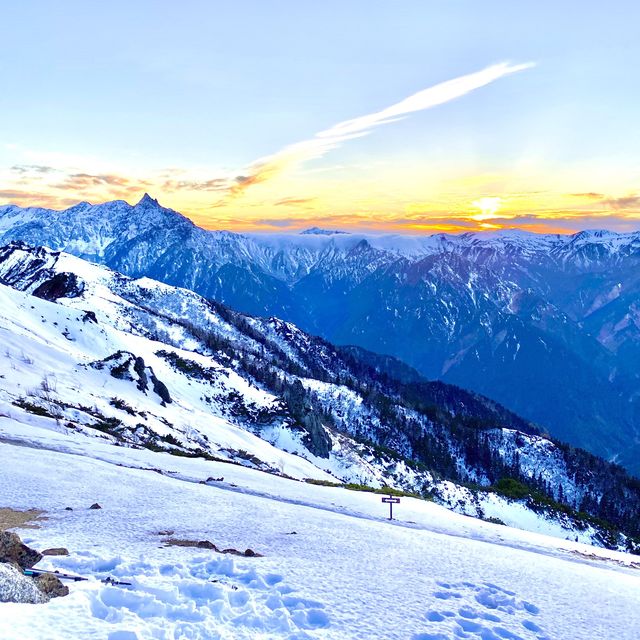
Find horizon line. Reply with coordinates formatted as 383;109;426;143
2;192;639;237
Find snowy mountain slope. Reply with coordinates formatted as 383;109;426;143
0;433;639;639
0;284;326;480
2;242;640;550
2;196;640;473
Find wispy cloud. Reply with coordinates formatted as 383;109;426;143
603;194;640;210
163;177;230;192
387;216;483;230
0;189;80;209
566;192;640;212
10;164;56;175
254;218;301;228
52;172;152;195
570;192;605;200
274;197;318;209
214;62;535;201
57;173;129;187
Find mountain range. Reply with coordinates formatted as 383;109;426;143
3;240;640;550
2;195;639;475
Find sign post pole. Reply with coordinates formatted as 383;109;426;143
381;495;401;520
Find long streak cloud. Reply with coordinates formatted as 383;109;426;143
224;61;535;199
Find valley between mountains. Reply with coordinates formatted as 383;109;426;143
3;195;640;474
1;199;640;639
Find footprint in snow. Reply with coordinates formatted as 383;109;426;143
67;552;331;639
413;581;550;640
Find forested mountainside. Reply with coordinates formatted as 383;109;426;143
2;241;639;550
2;196;640;473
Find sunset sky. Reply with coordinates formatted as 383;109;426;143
2;1;640;233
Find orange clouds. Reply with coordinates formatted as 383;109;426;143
0;189;80;210
3;134;640;236
4;172;640;235
3;164;152;209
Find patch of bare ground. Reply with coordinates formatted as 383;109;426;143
0;508;46;532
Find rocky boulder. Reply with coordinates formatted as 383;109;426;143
32;272;84;301
0;563;48;604
0;531;42;569
34;572;69;599
41;548;69;557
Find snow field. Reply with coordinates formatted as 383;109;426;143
0;435;639;639
0;283;334;482
24;554;329;640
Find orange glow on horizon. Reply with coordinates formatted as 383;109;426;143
2;166;639;236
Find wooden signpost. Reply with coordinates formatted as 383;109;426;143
381;495;400;520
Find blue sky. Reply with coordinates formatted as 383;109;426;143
2;1;639;232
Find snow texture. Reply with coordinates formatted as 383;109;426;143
0;432;639;639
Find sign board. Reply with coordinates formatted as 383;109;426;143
381;495;401;519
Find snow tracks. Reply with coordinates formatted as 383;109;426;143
43;551;331;639
414;580;548;640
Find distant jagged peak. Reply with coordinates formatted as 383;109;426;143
67;193;163;214
300;227;350;236
136;192;160;207
125;193;196;228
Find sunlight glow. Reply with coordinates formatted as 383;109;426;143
470;197;502;221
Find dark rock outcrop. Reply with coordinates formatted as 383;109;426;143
82;310;98;323
134;356;148;392
90;351;172;404
0;531;42;569
152;377;172;405
32;272;84;301
0;533;69;602
164;538;263;557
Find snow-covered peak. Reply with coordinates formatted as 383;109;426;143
300;227;350;236
64;200;93;211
